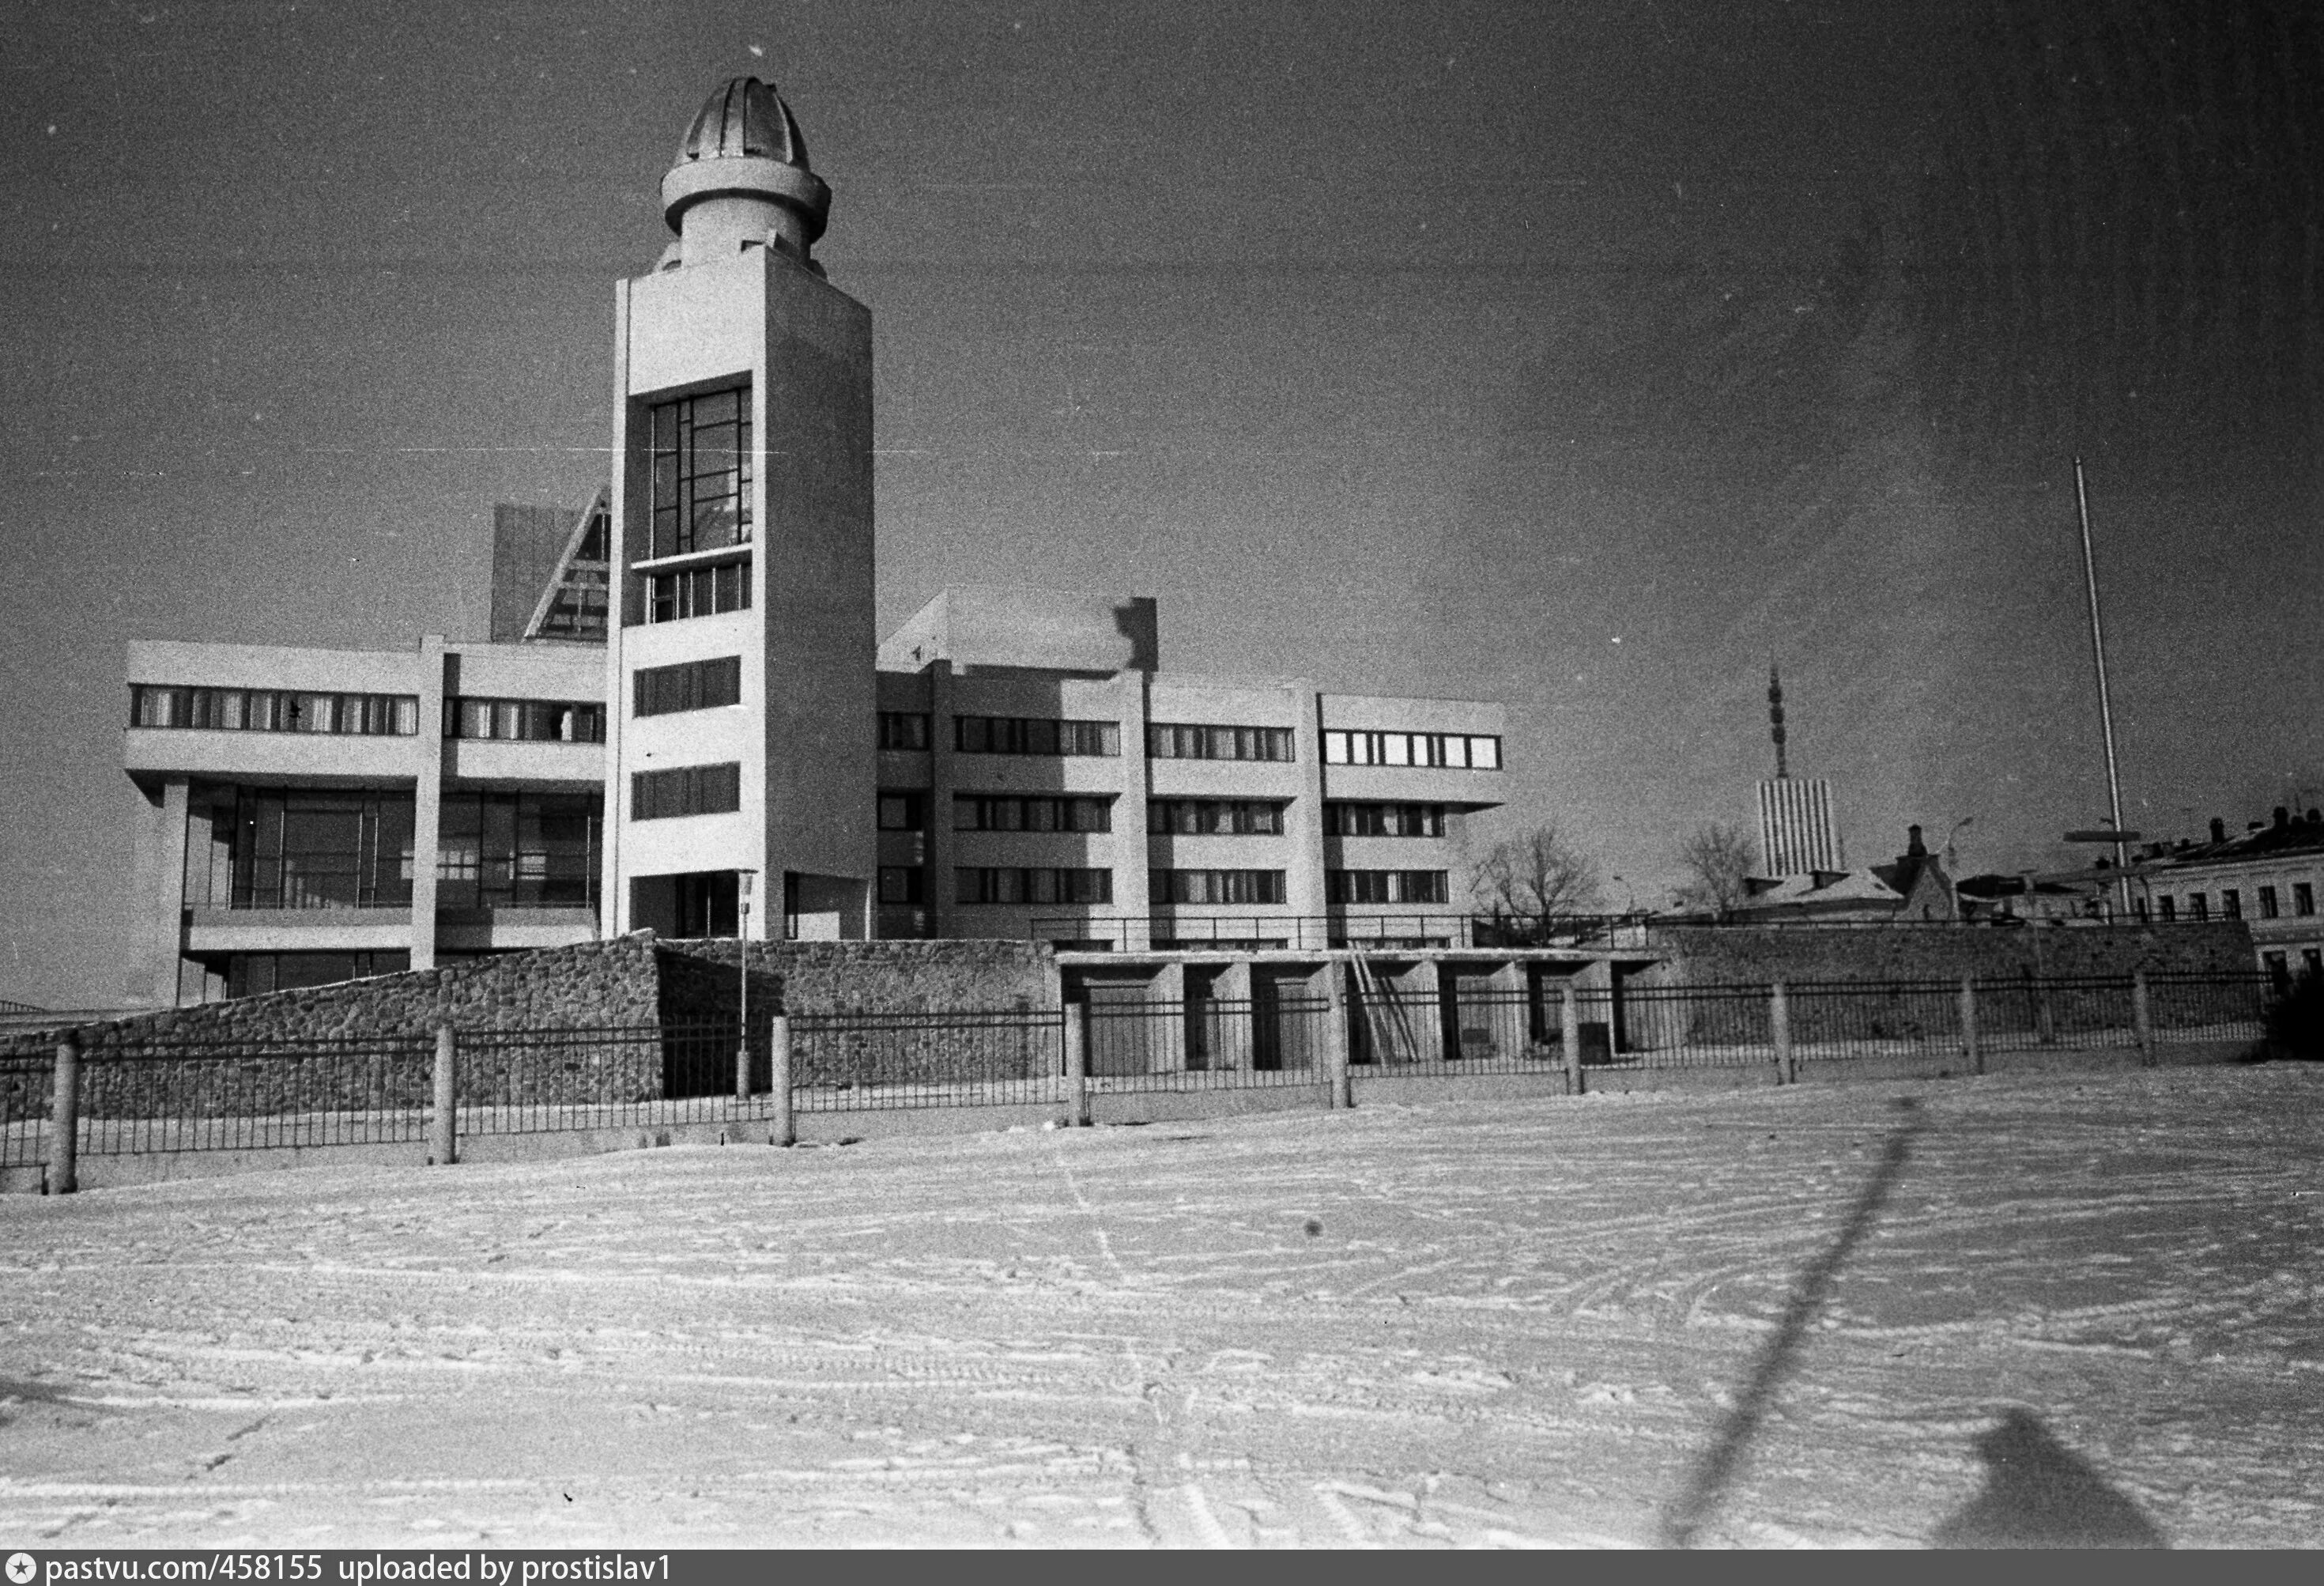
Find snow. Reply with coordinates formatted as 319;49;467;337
2;1063;2319;1549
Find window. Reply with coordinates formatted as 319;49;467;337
2190;893;2209;920
1149;869;1287;906
1322;730;1502;769
954;867;1114;905
224;950;409;999
132;685;420;736
1326;869;1451;905
2223;888;2243;919
954;795;1112;832
435;791;602;910
1145;723;1295;761
445;698;606;743
878;867;926;904
631;762;741;821
1323;802;1445;837
231;788;416;909
1145;799;1285;836
2305;948;2322;978
2265;951;2291;991
635;656;741;716
647;560;749;622
2297;883;2316;917
953;716;1120;756
878;792;926;831
2159;896;2176;921
646;385;752;560
2259;886;2281;920
879;712;931;750
2131;896;2149;922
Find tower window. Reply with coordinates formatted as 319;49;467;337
631;762;742;821
647;561;749;622
646;385;753;560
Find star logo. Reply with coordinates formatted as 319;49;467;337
6;1552;37;1586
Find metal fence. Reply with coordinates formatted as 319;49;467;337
2;1048;53;1171
1082;997;1334;1092
789;1008;1063;1111
457;1025;762;1136
74;1034;433;1155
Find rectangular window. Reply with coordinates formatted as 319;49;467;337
647;559;749;623
434;791;602;910
878;866;926;904
1326;869;1451;905
2265;951;2291;991
230;788;417;909
2259;886;2281;920
634;656;741;716
1145;723;1296;761
2298;883;2317;916
877;792;926;831
953;716;1120;756
631;762;742;821
1144;799;1286;836
2306;948;2322;977
1149;869;1288;906
2222;888;2243;919
1321;731;1502;769
2158;895;2176;921
645;384;753;561
954;867;1114;905
2190;893;2209;920
2131;896;2150;922
879;712;931;750
445;697;606;742
1323;802;1445;837
954;794;1113;833
132;686;421;737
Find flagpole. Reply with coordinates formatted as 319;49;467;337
2073;457;2130;916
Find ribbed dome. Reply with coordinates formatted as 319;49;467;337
677;77;811;170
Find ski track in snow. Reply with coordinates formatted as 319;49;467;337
1;1065;2319;1547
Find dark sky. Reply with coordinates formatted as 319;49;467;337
3;1;2318;1003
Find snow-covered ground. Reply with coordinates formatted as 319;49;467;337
2;1064;2318;1549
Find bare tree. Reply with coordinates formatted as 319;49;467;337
1673;821;1757;918
1469;825;1606;938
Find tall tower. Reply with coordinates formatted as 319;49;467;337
601;77;876;941
1755;664;1845;876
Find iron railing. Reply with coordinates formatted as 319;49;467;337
1032;913;1655;953
789;1009;1064;1111
71;1034;434;1155
1083;997;1334;1090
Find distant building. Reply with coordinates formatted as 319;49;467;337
1716;825;1954;926
2122;808;2324;984
1757;776;1844;877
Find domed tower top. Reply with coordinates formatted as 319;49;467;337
659;76;832;270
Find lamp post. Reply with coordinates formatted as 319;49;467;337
737;868;757;1089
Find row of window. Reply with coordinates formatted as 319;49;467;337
1325;802;1446;837
2264;948;2324;988
445;698;605;744
1149;799;1284;836
2146;882;2316;922
632;762;741;821
213;788;598;911
950;794;1115;833
635;655;742;717
647;559;750;623
1325;869;1451;904
133;685;421;736
1323;730;1501;770
881;866;1454;908
878;714;1500;770
1146;723;1296;762
872;795;1441;839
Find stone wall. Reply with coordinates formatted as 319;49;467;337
1637;922;2256;987
655;938;1058;1020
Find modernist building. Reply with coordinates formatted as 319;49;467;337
119;76;1507;1006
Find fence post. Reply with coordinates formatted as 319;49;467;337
1062;1002;1090;1127
1771;980;1794;1086
2132;971;2155;1067
47;1034;81;1196
1322;961;1351;1110
1960;976;1982;1076
734;1018;752;1102
770;1014;794;1146
429;1025;458;1166
1561;982;1583;1096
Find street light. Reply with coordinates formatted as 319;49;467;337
1942;816;1975;872
736;868;757;1088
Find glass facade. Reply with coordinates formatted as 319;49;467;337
435;791;602;910
647;386;753;560
231;788;416;908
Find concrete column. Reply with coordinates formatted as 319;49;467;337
1062;1002;1089;1127
1214;957;1255;1071
48;1036;81;1195
410;636;449;970
1151;959;1187;1072
771;1014;794;1146
1322;958;1351;1108
926;661;957;940
1112;670;1153;950
1398;958;1444;1063
1290;681;1330;946
1562;980;1583;1094
150;778;191;1007
428;1025;458;1165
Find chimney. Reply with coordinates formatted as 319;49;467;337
1906;824;1927;857
2209;817;2227;844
